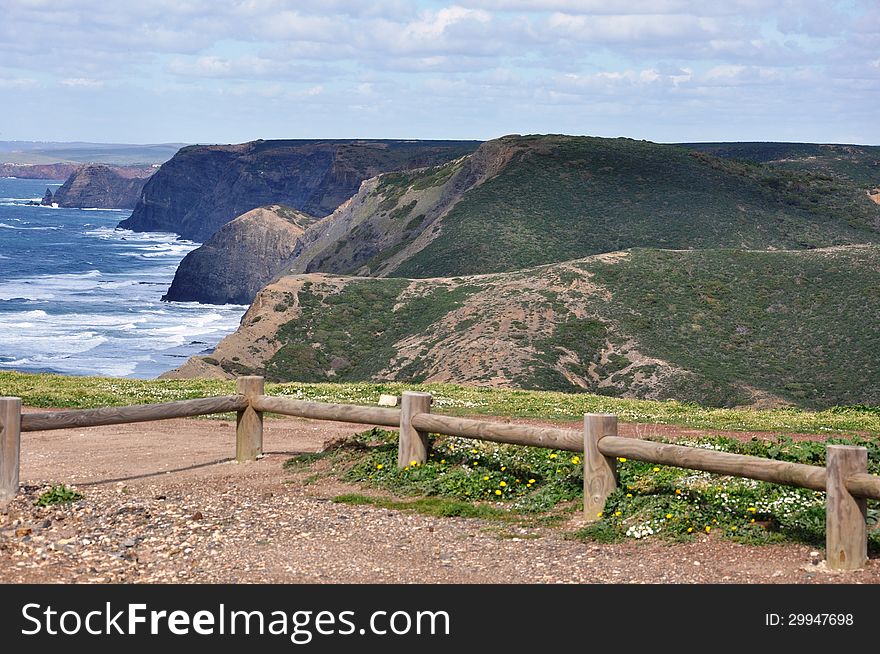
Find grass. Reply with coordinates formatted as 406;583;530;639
391;135;877;278
294;428;879;550
35;484;83;506
585;247;880;408
265;279;479;383
2;370;879;434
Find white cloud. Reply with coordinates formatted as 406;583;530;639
60;77;104;88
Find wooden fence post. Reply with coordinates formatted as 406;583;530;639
826;445;867;571
584;413;618;521
236;376;264;462
399;391;432;468
1;397;22;504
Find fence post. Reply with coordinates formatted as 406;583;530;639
1;397;22;504
236;376;264;462
399;391;432;468
583;413;618;521
826;445;867;571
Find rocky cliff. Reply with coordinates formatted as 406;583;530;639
0;163;80;180
162;205;316;305
117;139;480;242
50;164;153;209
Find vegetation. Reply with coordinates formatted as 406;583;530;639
390;135;877;278
35;484;83;506
3;370;879;434
229;243;880;408
291;427;879;549
585;247;880;408
265;279;479;383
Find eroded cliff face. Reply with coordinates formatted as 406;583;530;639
162;205;316;305
273;137;523;279
52;165;153;209
117;139;480;242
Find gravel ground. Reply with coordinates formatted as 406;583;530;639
2;414;878;584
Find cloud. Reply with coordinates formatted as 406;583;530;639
60;78;105;88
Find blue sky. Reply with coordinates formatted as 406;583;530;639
1;0;878;144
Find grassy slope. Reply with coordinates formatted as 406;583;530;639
583;246;880;408
389;135;878;278
215;245;880;409
1;370;878;434
682;142;880;187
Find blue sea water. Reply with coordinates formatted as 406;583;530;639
0;177;247;378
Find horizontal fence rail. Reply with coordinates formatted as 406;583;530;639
411;413;582;452
598;436;880;501
252;395;400;427
20;395;249;432
2;378;879;572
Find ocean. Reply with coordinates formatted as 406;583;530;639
0;177;248;378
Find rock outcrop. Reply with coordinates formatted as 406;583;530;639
40;188;54;205
117;139;480;242
162;205;316;305
52;165;152;209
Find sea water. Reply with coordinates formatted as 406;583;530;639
0;177;248;378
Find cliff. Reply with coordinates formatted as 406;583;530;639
117;139;481;242
51;164;152;209
0;163;80;180
162;205;316;305
274;135;880;280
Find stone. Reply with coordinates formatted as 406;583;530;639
378;394;399;407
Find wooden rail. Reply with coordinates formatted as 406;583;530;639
20;395;248;432
1;377;878;571
410;413;582;451
252;394;400;427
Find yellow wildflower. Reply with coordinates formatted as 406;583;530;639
705;526;711;533
483;476;489;481
626;493;632;498
617;457;627;462
665;514;672;519
495;490;502;496
571;456;580;464
652;467;660;472
376;464;383;470
499;481;507;487
549;453;557;459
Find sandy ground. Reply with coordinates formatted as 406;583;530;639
1;411;878;584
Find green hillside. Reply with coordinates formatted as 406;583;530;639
682;142;880;187
374;135;878;278
193;245;880;410
583;246;880;407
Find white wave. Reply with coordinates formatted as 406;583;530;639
81;207;127;212
0;222;59;230
0;270;102;301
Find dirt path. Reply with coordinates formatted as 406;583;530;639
2;412;878;584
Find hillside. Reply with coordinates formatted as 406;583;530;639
163;205;317;304
682;142;880;188
163;245;880;410
275;135;879;280
118;139;480;241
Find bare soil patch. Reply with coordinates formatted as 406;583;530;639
2;412;878;584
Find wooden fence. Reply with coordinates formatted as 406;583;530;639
2;376;879;571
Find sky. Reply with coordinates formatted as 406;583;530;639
0;0;878;145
